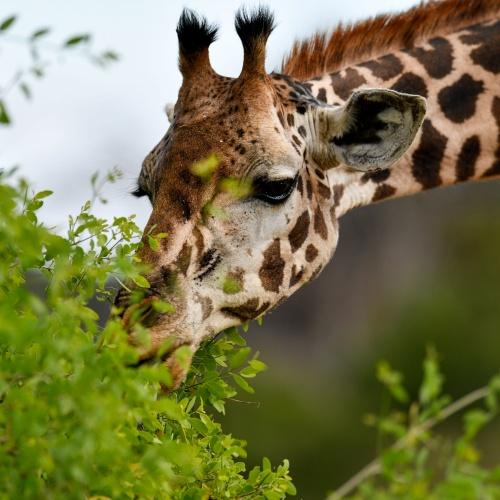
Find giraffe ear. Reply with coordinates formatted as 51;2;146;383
164;103;175;123
315;89;426;171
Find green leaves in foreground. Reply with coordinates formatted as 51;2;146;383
0;172;295;499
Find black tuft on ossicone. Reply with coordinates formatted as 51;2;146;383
176;8;218;54
235;6;275;50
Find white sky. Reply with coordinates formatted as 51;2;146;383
0;0;418;230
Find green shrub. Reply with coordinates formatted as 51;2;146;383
329;348;500;499
0;171;295;499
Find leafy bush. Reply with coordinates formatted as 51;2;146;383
0;171;295;499
329;349;500;499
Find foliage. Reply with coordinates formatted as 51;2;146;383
0;171;295;499
0;13;118;125
329;348;500;499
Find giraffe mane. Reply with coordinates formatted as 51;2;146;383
281;0;500;81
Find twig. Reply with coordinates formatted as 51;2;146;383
329;386;490;499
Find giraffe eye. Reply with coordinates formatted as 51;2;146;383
252;175;298;205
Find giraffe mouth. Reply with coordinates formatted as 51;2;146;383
221;299;271;321
120;296;164;330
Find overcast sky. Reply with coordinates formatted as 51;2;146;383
1;0;419;230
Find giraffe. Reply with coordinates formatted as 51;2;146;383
116;0;500;388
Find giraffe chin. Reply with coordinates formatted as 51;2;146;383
124;300;248;390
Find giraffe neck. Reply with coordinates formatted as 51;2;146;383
306;18;499;217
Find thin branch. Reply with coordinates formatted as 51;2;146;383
329;386;490;499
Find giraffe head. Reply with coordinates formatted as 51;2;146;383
117;8;426;385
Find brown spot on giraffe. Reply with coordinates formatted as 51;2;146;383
330;68;367;101
332;185;344;207
289;265;305;287
175;242;192;275
483;96;500;177
373;184;397;202
317;182;331;199
222;298;270;320
412;119;447;189
305;244;319;263
391;72;429;98
289;211;310;252
259;239;285;293
317;87;327;102
460;20;500;74
408;37;454;79
438;74;484;123
456;136;481;182
314;207;328;240
361;169;391;184
359;54;404;81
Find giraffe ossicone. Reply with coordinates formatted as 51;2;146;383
116;2;500;388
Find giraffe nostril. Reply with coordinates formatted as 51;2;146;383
195;248;222;280
114;287;131;310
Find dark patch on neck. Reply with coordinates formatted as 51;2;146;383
391;72;428;98
330;68;367;101
332;184;345;207
438;73;484;123
456;135;480;182
359;54;404;81
407;36;454;79
372;184;396;202
361;169;391;184
317;88;327;102
317;182;331;200
482;96;500;178
411;119;446;189
462;21;500;74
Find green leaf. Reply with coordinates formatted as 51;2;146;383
30;27;51;40
190;153;219;182
0;15;16;32
376;360;409;404
148;235;159;251
34;190;53;200
231;373;255;394
19;82;31;100
152;300;175;314
228;347;251;369
419;345;444;406
222;275;241;294
0;100;11;125
100;50;119;61
64;34;91;47
132;274;150;288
